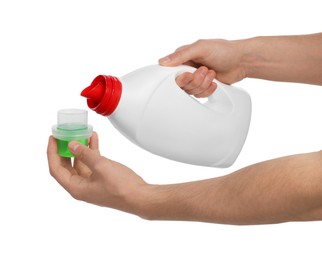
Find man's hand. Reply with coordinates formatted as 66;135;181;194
47;132;148;216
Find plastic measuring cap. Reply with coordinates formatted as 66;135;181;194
52;109;93;157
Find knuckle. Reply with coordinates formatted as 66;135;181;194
201;82;211;91
175;75;186;88
70;188;84;201
49;170;56;179
75;146;91;162
185;89;194;95
174;50;185;62
192;75;203;86
195;39;205;45
194;39;208;49
195;92;207;98
92;156;108;172
204;87;216;97
48;167;54;177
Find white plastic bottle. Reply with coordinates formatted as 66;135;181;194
81;64;251;167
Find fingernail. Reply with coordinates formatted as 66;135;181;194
182;74;193;84
199;67;207;77
159;55;171;65
69;141;80;152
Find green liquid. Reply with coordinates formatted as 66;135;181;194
57;123;88;131
57;138;88;158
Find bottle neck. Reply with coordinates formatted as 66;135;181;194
81;75;122;116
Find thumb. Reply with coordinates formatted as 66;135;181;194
69;141;100;170
159;51;185;66
159;44;197;66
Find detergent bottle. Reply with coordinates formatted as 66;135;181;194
81;64;251;167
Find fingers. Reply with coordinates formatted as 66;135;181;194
47;136;72;174
47;136;81;191
73;132;99;177
47;136;72;169
48;135;102;201
68;140;101;171
175;72;194;87
89;131;99;151
159;44;199;66
195;82;217;98
159;41;217;98
176;66;217;98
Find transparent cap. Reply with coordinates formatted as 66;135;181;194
52;108;93;157
57;109;88;130
52;108;93;142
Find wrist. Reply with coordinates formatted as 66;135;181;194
132;181;220;222
133;184;165;220
134;183;187;221
238;36;264;79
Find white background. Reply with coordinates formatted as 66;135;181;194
1;0;322;259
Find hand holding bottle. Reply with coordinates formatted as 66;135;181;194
161;34;322;94
160;39;246;97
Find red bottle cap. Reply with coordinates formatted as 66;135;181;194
81;75;122;116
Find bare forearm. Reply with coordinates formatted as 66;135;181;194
138;151;322;225
240;33;322;85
